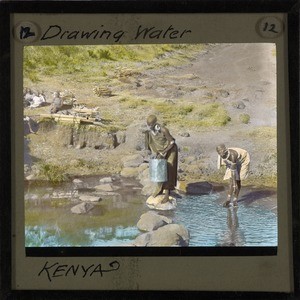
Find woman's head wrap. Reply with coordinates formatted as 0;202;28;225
147;115;157;126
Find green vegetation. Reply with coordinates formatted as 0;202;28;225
118;97;148;109
196;103;231;126
23;44;277;188
247;127;276;139
179;104;194;115
38;163;68;183
244;176;277;188
239;113;251;124
23;44;205;81
152;101;231;128
38;118;57;131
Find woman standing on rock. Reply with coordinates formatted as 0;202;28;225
145;115;178;203
216;144;250;207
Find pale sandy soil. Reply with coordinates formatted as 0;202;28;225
25;43;278;209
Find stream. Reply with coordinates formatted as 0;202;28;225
24;176;277;247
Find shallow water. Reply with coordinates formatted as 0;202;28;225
172;194;277;247
24;178;277;247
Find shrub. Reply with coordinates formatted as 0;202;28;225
197;103;231;127
27;72;40;83
120;97;148;109
88;49;114;60
178;105;194;115
239;113;251;124
38;163;67;183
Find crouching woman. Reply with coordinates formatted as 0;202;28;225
216;144;250;207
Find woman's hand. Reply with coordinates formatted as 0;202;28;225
157;151;166;159
232;184;237;193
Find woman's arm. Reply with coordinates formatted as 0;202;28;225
228;150;239;191
159;127;175;156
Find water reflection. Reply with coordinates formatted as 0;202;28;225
174;194;277;247
24;178;277;247
217;207;245;247
25;177;150;247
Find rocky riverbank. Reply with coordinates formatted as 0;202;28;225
24;43;277;189
24;43;278;247
25;170;277;247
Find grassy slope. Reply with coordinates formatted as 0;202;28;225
24;45;277;187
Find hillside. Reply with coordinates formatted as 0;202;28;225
24;43;277;187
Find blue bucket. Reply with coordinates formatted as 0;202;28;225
149;158;167;182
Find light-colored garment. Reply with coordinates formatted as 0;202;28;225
30;94;46;108
218;147;250;180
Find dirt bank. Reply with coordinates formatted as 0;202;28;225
24;43;277;192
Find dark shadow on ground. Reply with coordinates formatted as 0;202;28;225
185;181;214;195
238;189;277;205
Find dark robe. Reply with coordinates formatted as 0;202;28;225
145;124;178;192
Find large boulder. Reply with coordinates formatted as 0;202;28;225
72;130;117;150
115;131;126;145
133;232;151;246
99;177;113;183
141;183;156;196
138;163;149;175
121;122;147;151
137;211;172;232
122;154;144;168
93;191;121;200
94;183;115;192
133;224;189;246
73;178;88;190
120;167;140;178
71;202;94;214
139;167;156;196
79;195;101;202
146;195;177;210
177;181;213;195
